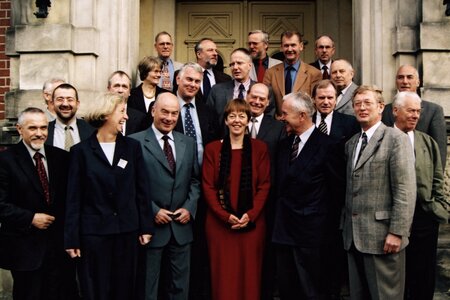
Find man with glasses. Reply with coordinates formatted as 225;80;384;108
154;31;183;91
247;30;282;83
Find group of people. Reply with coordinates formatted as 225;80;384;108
0;28;448;300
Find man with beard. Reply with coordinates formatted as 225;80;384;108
45;83;94;151
0;108;78;300
173;38;231;101
247;30;282;83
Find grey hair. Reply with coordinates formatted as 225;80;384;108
177;62;203;79
17;107;45;125
283;91;316;118
248;30;269;44
392;91;422;108
43;78;65;92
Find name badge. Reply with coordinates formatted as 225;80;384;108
117;159;128;169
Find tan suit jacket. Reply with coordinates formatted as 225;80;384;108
263;60;321;116
342;124;416;254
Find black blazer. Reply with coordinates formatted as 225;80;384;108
46;118;95;147
382;100;447;168
0;142;69;271
125;106;150;135
174;95;222;146
64;133;154;249
313;111;360;144
172;68;232;103
273;129;345;247
128;84;169;115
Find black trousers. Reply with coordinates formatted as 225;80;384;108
405;206;440;300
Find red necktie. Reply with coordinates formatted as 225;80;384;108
257;59;265;82
33;152;50;204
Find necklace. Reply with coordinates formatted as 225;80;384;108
142;86;156;98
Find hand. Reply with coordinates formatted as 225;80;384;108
139;234;152;245
173;208;190;224
228;214;240;229
155;209;174;225
66;248;81;258
238;213;250;228
383;233;402;254
31;213;55;229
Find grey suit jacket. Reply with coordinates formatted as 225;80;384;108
335;82;358;116
342;123;416;254
249;57;282;82
130;128;200;248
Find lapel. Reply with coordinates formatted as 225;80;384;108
274;64;285;95
15;142;46;199
143;128;173;173
173;132;186;175
46;120;56;145
225;81;235;102
290;128;321;171
354;124;386;171
257;115;271;140
336;82;356;111
88;133;114;167
292;62;308;92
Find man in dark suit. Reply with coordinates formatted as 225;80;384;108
272;91;345;300
173;62;220;300
173;38;231;101
130;92;200;300
312;79;359;143
45;83;94;150
309;35;335;79
392;91;449;300
245;83;285;300
382;64;447;169
0;107;77;300
247;30;282;82
263;31;322;117
207;48;256;125
330;59;358;116
107;70;150;134
343;85;416;299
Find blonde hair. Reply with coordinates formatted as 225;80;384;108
84;92;125;128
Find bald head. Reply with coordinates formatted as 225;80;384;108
246;83;270;117
152;93;180;134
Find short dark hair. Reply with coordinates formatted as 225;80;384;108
280;31;303;43
107;71;131;89
312;80;338;98
223;98;251;121
52;83;79;102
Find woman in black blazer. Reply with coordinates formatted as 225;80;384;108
128;56;170;116
64;92;154;300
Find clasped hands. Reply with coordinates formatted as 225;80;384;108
228;213;250;230
155;208;190;225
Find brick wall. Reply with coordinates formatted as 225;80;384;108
0;0;10;120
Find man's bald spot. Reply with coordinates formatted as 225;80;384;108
248;83;269;96
154;92;180;109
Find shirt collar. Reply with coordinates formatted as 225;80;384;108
297;124;315;144
361;121;382;141
152;124;174;141
22;140;47;160
55;118;77;130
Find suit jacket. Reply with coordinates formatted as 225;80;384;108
382;100;447;169
130;128;201;248
414;130;449;223
128;84;170;115
273;128;345;247
0;142;69;271
342;123;416;254
313;111;360;144
172;68;232;102
174;95;221;147
249;57;282;82
64;133;154;249
263;61;322;116
46;118;95;147
335;82;358;116
125;106;149;135
206;80;256;125
309;60;322;70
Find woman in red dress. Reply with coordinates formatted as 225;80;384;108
202;98;271;300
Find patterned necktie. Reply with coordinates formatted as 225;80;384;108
161;61;171;90
238;84;245;99
64;125;74;151
33;152;50;204
203;70;211;99
257;59;265;82
289;135;301;164
318;113;328;134
357;132;368;163
162;135;176;174
250;117;258;138
285;66;294;94
322;65;329;79
184;103;197;141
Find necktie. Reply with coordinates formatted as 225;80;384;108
238;84;245;99
357;132;368;163
203;70;211;99
64;125;74;151
289;135;301;164
184;103;197;141
318;113;328;134
257;59;265;82
161;61;171;90
285;66;294;94
33;152;50;204
250;117;258;138
322;65;329;79
162;135;176;174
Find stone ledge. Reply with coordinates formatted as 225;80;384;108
392;26;418;54
420;22;450;50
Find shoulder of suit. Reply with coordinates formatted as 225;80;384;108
45;143;69;158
